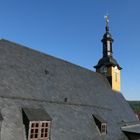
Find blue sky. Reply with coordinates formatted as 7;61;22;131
0;0;140;100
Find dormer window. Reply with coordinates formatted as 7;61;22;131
29;121;51;139
22;108;52;140
101;123;107;134
92;114;107;135
30;122;39;139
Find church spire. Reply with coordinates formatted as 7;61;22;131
94;16;122;92
101;15;113;57
94;16;121;70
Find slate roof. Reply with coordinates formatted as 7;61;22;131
0;39;138;140
92;114;106;123
22;108;52;121
121;124;140;134
121;124;140;139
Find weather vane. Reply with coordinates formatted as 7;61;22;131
104;14;109;31
104;15;109;25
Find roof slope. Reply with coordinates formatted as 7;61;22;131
22;108;52;121
0;39;138;140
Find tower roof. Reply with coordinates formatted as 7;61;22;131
94;56;122;70
94;16;122;70
102;15;113;42
102;32;113;42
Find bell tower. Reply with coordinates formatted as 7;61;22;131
94;16;122;92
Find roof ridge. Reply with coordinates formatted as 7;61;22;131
0;38;97;74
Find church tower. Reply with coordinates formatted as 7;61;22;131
94;16;122;92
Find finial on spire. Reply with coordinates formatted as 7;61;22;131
104;15;109;32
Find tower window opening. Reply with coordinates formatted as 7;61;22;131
115;72;117;82
114;66;118;82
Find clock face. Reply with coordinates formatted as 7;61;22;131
100;66;107;74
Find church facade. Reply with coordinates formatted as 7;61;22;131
0;18;140;140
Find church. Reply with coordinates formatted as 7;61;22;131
0;17;140;140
